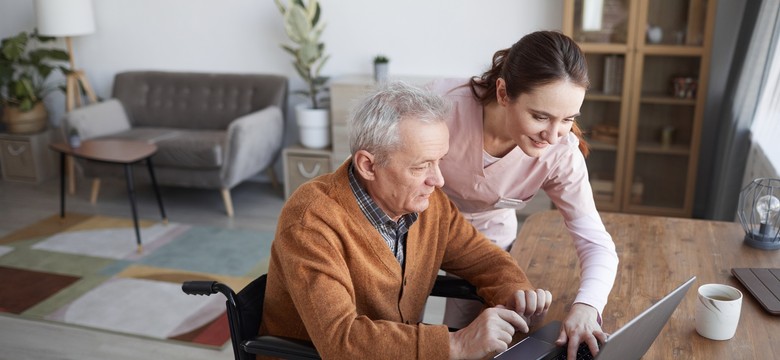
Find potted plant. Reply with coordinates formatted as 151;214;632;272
373;55;389;83
0;30;69;134
274;0;331;149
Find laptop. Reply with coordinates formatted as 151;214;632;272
731;268;780;315
494;276;696;360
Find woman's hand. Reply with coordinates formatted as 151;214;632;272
555;303;608;359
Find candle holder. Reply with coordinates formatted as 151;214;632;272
738;178;780;250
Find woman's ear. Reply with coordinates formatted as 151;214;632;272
496;78;509;106
352;150;377;181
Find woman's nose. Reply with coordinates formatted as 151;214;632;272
543;123;561;144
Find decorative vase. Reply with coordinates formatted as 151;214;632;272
374;63;389;84
647;25;663;44
68;131;82;148
2;102;48;134
296;104;330;149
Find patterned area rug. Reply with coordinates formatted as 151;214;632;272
0;213;274;349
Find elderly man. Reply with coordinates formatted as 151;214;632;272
260;82;552;360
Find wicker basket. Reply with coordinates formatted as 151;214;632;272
2;102;48;134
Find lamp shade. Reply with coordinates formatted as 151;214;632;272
34;0;95;37
738;178;780;250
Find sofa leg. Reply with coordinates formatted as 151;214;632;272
267;167;280;190
90;178;101;204
221;189;234;217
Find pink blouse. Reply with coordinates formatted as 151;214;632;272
428;79;618;314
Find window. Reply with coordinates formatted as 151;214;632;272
750;35;780;174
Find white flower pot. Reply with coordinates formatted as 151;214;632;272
374;63;389;84
296;104;330;149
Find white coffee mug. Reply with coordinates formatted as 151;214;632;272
695;284;743;340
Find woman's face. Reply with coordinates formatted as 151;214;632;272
497;79;586;158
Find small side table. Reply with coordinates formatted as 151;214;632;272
50;140;167;252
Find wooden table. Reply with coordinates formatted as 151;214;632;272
50;140;167;252
510;210;780;359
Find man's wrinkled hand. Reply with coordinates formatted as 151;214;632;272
448;306;528;360
507;288;552;325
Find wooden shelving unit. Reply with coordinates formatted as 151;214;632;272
563;0;716;217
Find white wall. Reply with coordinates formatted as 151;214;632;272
1;0;562;177
1;0;562;124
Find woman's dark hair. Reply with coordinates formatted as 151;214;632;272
469;31;591;157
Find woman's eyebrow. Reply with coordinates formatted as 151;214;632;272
529;109;581;118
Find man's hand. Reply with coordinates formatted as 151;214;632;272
554;303;608;359
507;289;553;326
448;306;528;360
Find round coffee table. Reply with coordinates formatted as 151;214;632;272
50;139;168;252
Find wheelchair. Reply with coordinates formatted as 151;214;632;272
182;274;481;360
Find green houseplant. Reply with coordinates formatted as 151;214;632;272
274;0;330;110
373;55;389;83
274;0;331;149
0;30;69;133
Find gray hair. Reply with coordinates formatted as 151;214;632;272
348;81;450;166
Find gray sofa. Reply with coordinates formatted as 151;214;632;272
64;71;288;216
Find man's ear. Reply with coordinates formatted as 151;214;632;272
352;150;377;181
496;78;509;106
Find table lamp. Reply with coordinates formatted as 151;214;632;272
738;178;780;250
34;0;98;112
34;0;99;195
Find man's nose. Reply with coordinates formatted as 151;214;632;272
426;164;445;188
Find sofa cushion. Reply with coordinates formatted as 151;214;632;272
112;71;288;130
97;127;226;169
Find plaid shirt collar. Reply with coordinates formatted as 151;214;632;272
348;162;418;266
347;162;419;228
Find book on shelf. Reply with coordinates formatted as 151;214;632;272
602;55;624;95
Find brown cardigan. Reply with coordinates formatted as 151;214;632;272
259;161;535;359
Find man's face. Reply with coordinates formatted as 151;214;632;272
365;119;449;221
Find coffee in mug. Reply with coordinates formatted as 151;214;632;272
695;284;743;340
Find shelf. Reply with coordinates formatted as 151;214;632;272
579;43;630;54
635;143;690;156
640;95;696;105
586;92;622;102
638;45;705;56
588;140;619;151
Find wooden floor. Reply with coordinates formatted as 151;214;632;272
0;174;451;359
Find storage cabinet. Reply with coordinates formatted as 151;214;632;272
563;0;716;216
0;129;55;183
282;146;332;199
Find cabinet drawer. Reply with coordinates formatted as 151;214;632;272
1;139;36;180
0;130;55;183
283;148;332;199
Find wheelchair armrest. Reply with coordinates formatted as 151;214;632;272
430;275;483;302
243;335;321;359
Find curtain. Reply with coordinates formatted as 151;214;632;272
750;30;780;172
704;0;780;221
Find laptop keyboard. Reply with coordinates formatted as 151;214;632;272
550;343;595;360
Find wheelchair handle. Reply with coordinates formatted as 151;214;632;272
182;281;218;296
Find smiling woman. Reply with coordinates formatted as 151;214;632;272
427;30;619;360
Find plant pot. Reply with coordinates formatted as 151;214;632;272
2;102;48;134
374;63;389;83
296;104;330;149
